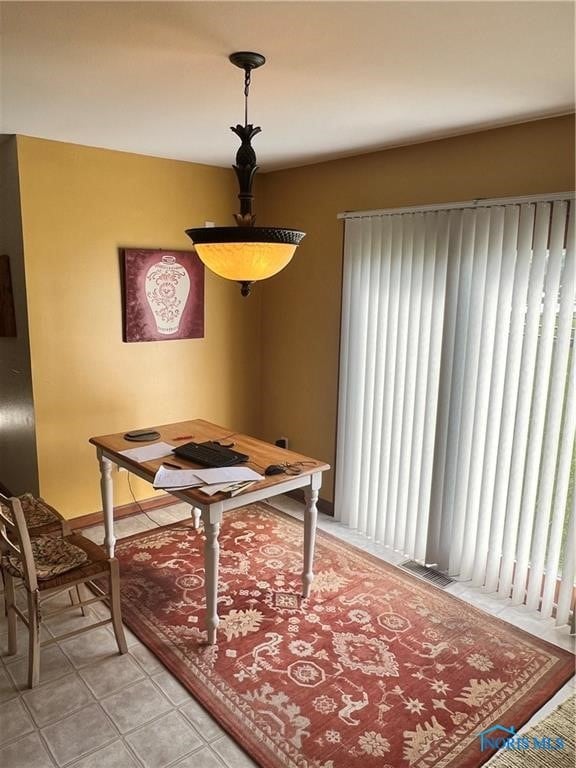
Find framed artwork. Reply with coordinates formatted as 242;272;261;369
0;254;17;337
121;248;204;342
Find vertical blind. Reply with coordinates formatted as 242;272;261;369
335;195;575;625
335;211;450;562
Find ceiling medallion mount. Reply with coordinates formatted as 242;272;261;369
228;51;266;71
186;51;305;297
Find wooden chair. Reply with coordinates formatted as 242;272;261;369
0;493;84;614
0;493;127;687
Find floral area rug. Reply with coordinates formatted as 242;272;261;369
113;503;574;768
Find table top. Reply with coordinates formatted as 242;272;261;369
90;419;330;505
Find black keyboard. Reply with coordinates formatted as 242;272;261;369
172;441;249;468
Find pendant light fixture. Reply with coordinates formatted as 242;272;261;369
186;52;305;297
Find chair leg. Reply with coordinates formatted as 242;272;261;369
109;561;127;654
1;567;7;616
27;590;40;688
4;570;17;656
69;585;87;616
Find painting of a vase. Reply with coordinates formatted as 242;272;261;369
121;249;204;342
145;254;190;335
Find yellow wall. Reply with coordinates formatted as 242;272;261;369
259;115;575;502
16;137;262;518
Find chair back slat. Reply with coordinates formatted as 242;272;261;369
0;493;38;590
0;526;20;555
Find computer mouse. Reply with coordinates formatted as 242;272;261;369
264;464;284;476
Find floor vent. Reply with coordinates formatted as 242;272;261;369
399;560;454;588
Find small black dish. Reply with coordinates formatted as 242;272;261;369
124;429;161;442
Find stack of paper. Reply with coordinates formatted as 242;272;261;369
152;467;204;491
199;481;257;497
153;465;263;496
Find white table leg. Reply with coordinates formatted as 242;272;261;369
202;503;223;644
302;472;322;598
192;507;202;530
97;449;116;558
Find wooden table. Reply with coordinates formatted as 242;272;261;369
89;419;330;644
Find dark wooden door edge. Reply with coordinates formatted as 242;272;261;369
0;479;14;497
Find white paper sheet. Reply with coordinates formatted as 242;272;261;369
152;467;204;489
190;467;264;484
118;442;175;463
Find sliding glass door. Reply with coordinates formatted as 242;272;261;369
335;194;574;625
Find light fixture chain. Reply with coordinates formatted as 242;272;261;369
244;68;251;126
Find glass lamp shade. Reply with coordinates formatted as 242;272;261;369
186;226;305;283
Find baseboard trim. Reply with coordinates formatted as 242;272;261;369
67;494;178;530
68;488;333;530
286;489;334;516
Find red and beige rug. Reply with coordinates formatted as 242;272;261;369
113;503;574;768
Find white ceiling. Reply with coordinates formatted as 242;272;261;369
1;1;574;171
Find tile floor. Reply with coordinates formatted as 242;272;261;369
0;496;573;768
